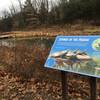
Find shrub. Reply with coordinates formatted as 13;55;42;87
3;43;49;82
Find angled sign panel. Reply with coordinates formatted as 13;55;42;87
45;36;100;78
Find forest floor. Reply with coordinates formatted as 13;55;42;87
0;70;100;100
0;24;100;38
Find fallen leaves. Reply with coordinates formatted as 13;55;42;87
0;72;100;100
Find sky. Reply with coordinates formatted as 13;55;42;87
0;0;25;16
0;0;69;16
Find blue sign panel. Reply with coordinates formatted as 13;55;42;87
45;36;100;78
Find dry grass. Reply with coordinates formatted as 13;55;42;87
0;24;100;39
0;43;50;82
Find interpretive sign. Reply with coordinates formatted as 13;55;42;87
45;36;100;78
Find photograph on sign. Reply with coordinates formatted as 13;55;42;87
45;36;100;78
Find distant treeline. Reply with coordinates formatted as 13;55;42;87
0;0;100;32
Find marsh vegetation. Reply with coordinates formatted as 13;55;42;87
0;37;100;100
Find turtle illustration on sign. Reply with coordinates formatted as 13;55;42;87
49;50;92;69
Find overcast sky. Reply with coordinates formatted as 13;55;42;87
0;0;25;16
0;0;69;16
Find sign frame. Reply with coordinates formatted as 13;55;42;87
45;35;100;78
45;35;100;100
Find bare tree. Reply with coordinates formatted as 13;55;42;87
1;10;10;18
17;0;23;13
9;2;18;17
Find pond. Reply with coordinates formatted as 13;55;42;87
0;37;54;48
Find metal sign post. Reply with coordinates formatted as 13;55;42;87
61;71;68;100
61;73;97;100
90;77;97;100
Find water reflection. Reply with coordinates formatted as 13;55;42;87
0;37;54;47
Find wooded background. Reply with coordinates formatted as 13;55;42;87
0;0;100;32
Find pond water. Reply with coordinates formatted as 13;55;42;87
0;37;54;48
